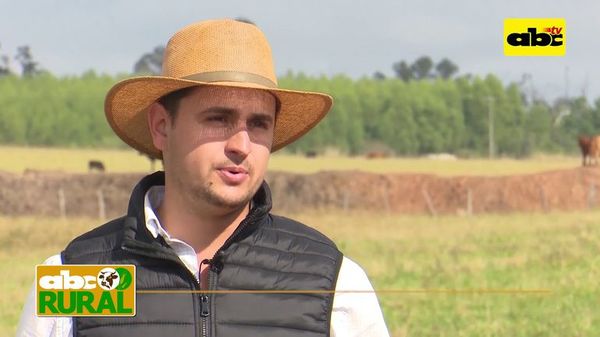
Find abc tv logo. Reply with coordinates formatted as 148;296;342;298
507;27;563;47
504;18;566;56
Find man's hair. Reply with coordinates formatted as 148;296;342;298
157;86;197;119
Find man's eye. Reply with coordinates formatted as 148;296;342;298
206;116;227;123
249;119;270;130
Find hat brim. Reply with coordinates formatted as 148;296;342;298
105;76;333;159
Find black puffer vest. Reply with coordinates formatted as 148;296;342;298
61;172;343;337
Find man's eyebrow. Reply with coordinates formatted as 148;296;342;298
199;107;275;121
199;107;237;115
250;112;275;122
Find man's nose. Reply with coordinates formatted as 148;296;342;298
225;128;251;158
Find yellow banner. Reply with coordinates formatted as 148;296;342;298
504;18;566;56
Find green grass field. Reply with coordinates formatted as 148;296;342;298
3;210;599;337
1;146;596;336
0;145;583;176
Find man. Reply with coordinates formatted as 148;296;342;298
17;19;389;337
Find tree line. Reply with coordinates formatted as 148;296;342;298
279;71;600;157
0;46;598;157
1;70;598;157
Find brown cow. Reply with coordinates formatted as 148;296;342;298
588;135;600;166
579;135;592;166
366;151;388;159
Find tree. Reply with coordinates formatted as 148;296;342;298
524;102;554;153
410;56;433;80
392;61;413;81
133;46;165;75
373;71;386;80
435;58;458;79
15;45;39;76
0;55;9;76
0;43;12;76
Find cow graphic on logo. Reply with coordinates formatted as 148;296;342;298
97;268;120;291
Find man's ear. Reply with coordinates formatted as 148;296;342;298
148;102;170;152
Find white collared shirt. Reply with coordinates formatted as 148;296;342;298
16;186;390;337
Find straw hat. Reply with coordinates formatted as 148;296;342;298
105;19;333;159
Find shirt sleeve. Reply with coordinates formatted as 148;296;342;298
15;254;73;337
330;256;391;337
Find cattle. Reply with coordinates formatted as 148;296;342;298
366;151;389;159
588;135;600;166
305;150;317;158
578;135;592;166
98;270;119;289
578;135;600;166
88;160;105;172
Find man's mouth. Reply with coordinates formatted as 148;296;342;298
219;166;248;174
216;166;249;184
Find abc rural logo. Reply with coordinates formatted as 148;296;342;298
36;265;136;316
504;18;566;56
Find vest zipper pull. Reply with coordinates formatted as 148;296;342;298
200;295;209;317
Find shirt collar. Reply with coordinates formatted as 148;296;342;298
143;185;172;240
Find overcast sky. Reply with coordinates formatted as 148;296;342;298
1;0;598;102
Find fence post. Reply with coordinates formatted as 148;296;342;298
97;189;106;220
58;188;66;218
381;185;391;214
422;188;437;216
539;186;549;213
588;184;596;209
342;189;350;213
467;188;473;216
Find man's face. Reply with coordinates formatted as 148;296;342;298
151;86;276;212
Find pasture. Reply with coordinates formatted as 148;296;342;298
2;210;600;337
0;145;584;176
1;145;598;336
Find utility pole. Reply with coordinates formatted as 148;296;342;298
565;66;569;99
487;96;495;159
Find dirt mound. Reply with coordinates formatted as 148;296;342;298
0;170;140;218
267;168;600;214
1;167;599;217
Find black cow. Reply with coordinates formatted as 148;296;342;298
305;151;317;158
88;160;105;172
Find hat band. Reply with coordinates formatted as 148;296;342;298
183;71;277;88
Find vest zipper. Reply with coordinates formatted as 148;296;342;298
200;294;209;337
200;259;211;337
200;294;209;317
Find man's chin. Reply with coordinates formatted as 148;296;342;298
210;194;252;210
198;185;256;210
